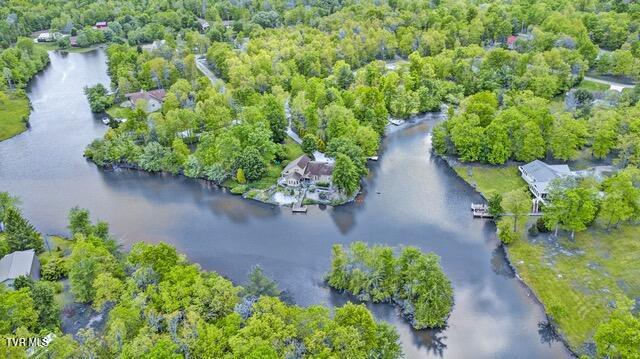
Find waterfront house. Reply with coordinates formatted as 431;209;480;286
123;89;167;113
280;155;334;187
519;160;572;211
0;249;40;288
281;155;311;187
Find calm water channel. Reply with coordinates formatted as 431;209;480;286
0;50;570;358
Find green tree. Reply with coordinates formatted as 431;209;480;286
514;121;545;162
594;303;640;359
236;168;246;184
4;207;43;253
332;154;360;196
68;240;121;303
488;193;504;218
262;94;286;143
241;266;281;298
549;114;588;161
501;188;531;232
234;147;266;181
301;134;318;156
0;286;38;334
333;60;354;89
0;192;20;221
497;218;516;244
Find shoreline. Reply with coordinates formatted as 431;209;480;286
95;160;358;208
89;108;445;208
437;153;579;358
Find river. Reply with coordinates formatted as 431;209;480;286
0;50;569;358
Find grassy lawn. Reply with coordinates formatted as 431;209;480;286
453;164;526;198
549;96;566;114
35;42;103;53
283;137;304;161
510;225;640;349
106;104;133;119
0;93;30;141
452;163;640;353
577;80;610;92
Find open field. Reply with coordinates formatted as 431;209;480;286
0;93;30;141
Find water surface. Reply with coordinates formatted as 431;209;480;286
0;50;569;358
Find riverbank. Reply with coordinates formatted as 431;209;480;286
444;157;640;357
0;92;30;141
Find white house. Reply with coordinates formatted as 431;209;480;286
0;249;40;288
519;160;572;212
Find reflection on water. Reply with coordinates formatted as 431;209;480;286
0;50;570;358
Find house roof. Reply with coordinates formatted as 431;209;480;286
506;35;518;45
0;249;36;283
125;89;167;103
96;21;108;27
521;160;570;182
305;161;334;177
283;155;311;173
520;160;571;194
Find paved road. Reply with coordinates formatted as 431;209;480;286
284;99;302;144
584;75;635;92
195;55;225;93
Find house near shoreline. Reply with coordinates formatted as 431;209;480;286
0;249;40;289
519;160;616;212
280;155;334;187
123;89;167;113
519;160;572;211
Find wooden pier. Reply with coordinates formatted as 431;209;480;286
292;203;307;213
471;203;493;218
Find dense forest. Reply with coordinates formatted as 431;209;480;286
0;195;403;358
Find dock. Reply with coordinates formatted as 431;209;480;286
292;204;307;213
471;203;492;218
292;189;308;213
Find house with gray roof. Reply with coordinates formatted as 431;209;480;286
519;160;572;202
0;249;40;288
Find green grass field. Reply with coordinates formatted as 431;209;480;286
453;164;640;352
577;80;610;92
35;42;103;53
106;104;133;119
0;93;30;141
510;225;640;348
453;164;526;198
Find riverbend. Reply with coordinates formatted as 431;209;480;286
0;49;570;358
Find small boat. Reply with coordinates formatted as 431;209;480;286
368;156;379;161
101;117;110;125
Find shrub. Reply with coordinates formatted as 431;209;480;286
497;219;516;244
536;217;550;233
41;258;68;281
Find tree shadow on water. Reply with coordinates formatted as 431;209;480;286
490;246;516;279
537;321;561;346
411;328;448;357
